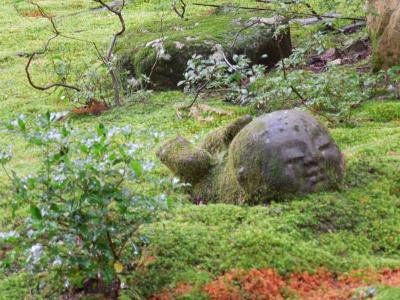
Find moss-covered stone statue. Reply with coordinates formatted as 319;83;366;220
157;110;345;204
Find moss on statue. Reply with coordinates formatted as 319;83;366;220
200;115;253;155
157;110;345;205
156;135;213;184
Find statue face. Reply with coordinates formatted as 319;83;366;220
229;110;344;199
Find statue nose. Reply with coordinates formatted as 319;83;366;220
304;147;320;165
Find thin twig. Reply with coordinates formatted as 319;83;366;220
94;0;126;106
25;2;81;92
172;0;186;19
192;3;365;21
276;34;307;103
146;11;166;88
1;164;13;182
230;19;264;50
187;77;214;109
107;230;119;261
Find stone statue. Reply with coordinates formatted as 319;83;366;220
157;110;345;204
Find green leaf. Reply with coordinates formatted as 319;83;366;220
30;205;42;220
130;160;142;177
97;123;106;137
17;118;26;131
45;111;51;122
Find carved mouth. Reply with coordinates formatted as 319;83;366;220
307;168;326;186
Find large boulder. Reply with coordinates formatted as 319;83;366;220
367;0;400;70
117;16;292;90
157;110;345;204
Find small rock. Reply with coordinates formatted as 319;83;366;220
185;36;199;41
174;41;185;49
327;58;342;66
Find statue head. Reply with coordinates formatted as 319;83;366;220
228;110;344;199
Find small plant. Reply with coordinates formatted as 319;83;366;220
1;113;168;297
179;54;266;105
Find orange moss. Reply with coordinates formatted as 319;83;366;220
150;267;400;299
204;268;285;300
72;99;109;116
380;268;400;287
287;269;361;300
19;10;55;18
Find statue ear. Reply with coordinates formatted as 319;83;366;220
200;115;253;155
223;115;253;145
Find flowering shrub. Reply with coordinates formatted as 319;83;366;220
0;112;168;296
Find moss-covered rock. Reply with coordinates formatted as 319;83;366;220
117;14;291;89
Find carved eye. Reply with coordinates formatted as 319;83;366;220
318;142;331;151
315;136;331;152
284;148;305;163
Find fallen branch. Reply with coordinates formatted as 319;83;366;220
337;21;367;34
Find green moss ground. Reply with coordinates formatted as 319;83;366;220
1;0;400;299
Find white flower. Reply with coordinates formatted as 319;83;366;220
121;125;132;136
27;243;43;265
64;279;70;288
53;256;62;266
172;177;180;185
46;129;62;142
126;142;140;155
142;161;155;171
0;231;19;240
127;77;139;88
50;111;69;121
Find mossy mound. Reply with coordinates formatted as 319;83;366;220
117;14;291;89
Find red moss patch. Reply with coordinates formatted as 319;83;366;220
150;269;400;300
287;269;365;300
72;99;109;116
204;268;285;300
150;267;400;299
380;268;400;287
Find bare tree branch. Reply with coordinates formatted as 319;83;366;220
192;3;365;22
172;0;186;19
94;0;127;106
25;2;81;92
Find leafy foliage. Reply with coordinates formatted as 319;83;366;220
0;113;168;295
255;65;400;123
179;54;266;105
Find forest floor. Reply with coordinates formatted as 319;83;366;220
1;0;400;299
